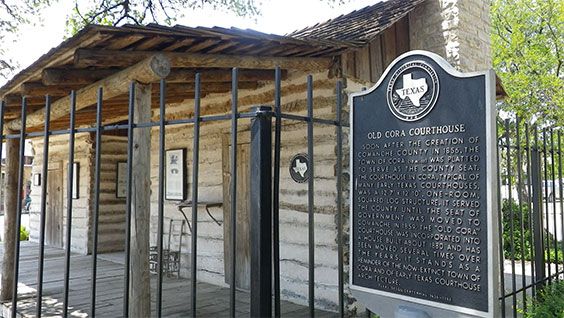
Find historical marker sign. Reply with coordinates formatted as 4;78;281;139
350;51;499;317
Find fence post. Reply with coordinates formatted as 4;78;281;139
249;106;273;317
530;148;545;289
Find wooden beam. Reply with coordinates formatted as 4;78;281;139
129;82;151;317
7;54;170;130
101;82;258;106
20;82;83;96
42;68;285;86
74;49;333;71
166;69;286;83
1;133;19;301
42;68;119;85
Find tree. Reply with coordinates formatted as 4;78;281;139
491;0;563;125
0;0;52;77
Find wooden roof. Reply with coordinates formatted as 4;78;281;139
289;0;426;47
0;24;349;128
1;24;345;97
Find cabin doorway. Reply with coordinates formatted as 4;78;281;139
222;136;251;290
46;163;63;247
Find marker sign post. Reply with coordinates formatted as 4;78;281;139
350;51;499;318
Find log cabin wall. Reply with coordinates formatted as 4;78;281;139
341;16;410;84
148;69;342;310
95;135;128;253
28;134;127;254
29;134;93;254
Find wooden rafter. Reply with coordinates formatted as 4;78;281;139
74;49;333;71
7;54;171;131
42;68;119;85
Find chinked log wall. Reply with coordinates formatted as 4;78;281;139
28;134;127;254
147;70;342;310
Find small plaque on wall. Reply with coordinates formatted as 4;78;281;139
70;162;79;199
289;153;309;183
165;149;186;200
33;173;41;186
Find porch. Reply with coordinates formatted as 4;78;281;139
0;242;337;317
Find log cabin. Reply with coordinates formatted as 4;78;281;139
0;0;503;315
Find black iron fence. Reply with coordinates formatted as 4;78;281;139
0;68;346;318
498;118;564;317
1;67;562;318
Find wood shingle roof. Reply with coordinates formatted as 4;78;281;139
289;0;427;47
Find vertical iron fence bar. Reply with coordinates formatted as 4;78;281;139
36;96;51;318
0;102;5;309
559;130;564;278
496;119;506;318
156;79;166;317
525;124;536;297
542;129;551;281
307;75;315;317
229;68;239;318
272;67;282;318
532;126;546;290
0;102;6;309
505;119;517;318
335;80;344;318
123;83;135;317
63;91;77;318
525;124;536;298
515;118;527;310
0;103;6;310
550;129;558;277
191;73;201;317
90;88;103;317
11;97;27;318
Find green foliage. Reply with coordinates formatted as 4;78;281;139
491;0;564;125
502;199;533;260
19;226;29;241
501;199;564;263
525;280;564;318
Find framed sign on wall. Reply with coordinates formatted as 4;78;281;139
165;148;186;201
70;162;79;199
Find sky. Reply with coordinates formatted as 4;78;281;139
2;0;379;84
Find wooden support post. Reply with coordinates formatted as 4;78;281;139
1;131;20;301
129;82;151;317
